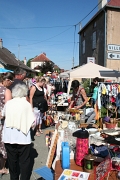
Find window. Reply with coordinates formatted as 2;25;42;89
92;31;96;49
93;22;96;28
82;40;85;54
83;31;86;37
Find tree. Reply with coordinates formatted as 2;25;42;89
40;61;54;74
27;58;33;67
82;79;90;95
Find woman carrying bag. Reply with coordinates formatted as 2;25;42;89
30;77;48;136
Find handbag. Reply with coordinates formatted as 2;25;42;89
71;87;83;108
38;99;48;113
45;115;54;127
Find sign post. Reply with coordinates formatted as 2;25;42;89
107;44;120;70
108;44;120;52
107;52;120;60
87;57;95;63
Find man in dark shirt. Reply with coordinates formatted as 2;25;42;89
9;67;27;91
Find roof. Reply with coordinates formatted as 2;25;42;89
34;65;40;70
31;53;51;62
0;47;19;66
18;60;34;71
54;64;60;69
79;0;120;33
60;69;65;72
0;47;33;71
108;0;120;6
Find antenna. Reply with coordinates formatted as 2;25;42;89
72;57;74;68
18;44;20;60
18;44;20;66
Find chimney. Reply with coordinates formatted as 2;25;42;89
43;52;46;56
98;0;107;10
0;39;3;48
24;57;27;65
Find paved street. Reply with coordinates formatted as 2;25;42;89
1;125;55;180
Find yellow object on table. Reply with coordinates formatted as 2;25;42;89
75;113;80;120
69;108;83;114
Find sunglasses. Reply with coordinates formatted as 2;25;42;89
6;79;14;83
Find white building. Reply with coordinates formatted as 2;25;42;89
31;52;51;69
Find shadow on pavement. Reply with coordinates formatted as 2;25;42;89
28;143;38;179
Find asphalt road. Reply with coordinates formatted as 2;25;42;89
1;125;55;180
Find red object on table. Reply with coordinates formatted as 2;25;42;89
75;138;89;166
55;160;117;180
73;128;89;166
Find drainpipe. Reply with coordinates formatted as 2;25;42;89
79;35;81;66
104;9;107;67
79;23;82;66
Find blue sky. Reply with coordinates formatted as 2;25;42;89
0;0;99;70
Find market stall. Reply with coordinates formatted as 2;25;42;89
59;70;70;78
33;96;120;180
41;116;120;180
67;62;117;94
33;64;120;180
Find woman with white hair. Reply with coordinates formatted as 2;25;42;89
2;84;35;180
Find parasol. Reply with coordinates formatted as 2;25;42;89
0;68;13;73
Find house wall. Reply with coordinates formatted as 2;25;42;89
79;11;105;66
0;63;4;68
106;8;120;70
31;62;43;69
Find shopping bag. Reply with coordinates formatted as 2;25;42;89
32;108;40;128
38;99;48;113
45;115;54;127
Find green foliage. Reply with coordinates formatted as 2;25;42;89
40;61;54;74
54;68;60;73
100;106;107;118
37;72;44;77
27;58;33;67
82;79;90;95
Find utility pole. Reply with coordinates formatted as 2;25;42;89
18;44;20;60
72;57;74;69
18;44;20;66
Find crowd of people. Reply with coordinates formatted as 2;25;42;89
0;67;99;179
0;67;59;180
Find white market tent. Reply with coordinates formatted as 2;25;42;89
67;62;120;94
59;70;71;78
69;62;115;79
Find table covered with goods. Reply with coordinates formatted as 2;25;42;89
34;88;120;180
44;107;120;180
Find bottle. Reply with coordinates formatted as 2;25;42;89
61;142;70;169
73;128;89;166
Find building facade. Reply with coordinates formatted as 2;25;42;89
79;0;120;70
0;39;33;72
30;52;51;69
